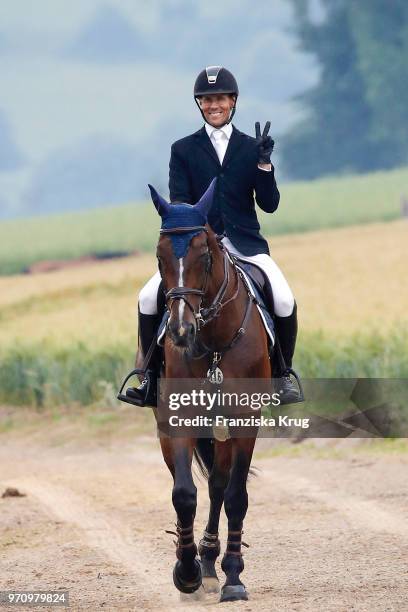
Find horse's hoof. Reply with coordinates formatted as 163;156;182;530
202;576;220;594
200;558;220;593
220;584;248;602
173;559;202;594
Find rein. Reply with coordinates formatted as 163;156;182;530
160;225;254;363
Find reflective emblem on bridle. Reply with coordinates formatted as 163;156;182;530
207;352;223;384
207;367;223;384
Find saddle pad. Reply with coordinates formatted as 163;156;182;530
157;310;169;346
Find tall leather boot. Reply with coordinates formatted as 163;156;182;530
125;309;162;407
274;303;302;404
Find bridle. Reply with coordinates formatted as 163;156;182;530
159;225;239;330
159;225;255;362
160;226;209;324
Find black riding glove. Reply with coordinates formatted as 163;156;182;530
255;121;274;165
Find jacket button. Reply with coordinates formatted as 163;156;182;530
220;173;224;178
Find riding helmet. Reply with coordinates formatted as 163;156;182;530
194;66;239;98
194;66;239;124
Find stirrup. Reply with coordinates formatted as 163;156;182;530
275;367;304;405
117;368;157;407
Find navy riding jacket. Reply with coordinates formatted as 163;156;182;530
169;125;280;256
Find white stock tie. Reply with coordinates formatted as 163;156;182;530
212;129;227;164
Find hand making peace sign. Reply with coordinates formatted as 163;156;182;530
255;121;275;165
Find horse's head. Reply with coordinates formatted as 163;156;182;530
149;179;216;349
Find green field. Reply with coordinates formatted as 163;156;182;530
0;328;406;407
1;220;407;407
0;165;406;275
1;164;407;407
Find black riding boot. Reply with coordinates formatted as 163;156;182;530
125;310;162;407
274;303;303;405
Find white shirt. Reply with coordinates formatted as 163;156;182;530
205;122;271;171
205;122;232;164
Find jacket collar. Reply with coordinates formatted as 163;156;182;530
194;125;246;167
204;122;233;141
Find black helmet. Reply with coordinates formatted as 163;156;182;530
194;66;239;97
194;66;239;125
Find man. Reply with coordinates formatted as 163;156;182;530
128;66;300;406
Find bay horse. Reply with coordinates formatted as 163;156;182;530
148;179;271;602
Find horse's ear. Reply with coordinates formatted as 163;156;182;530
148;184;172;217
194;178;217;218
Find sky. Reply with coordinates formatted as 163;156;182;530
0;0;321;217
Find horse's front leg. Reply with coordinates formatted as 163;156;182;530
220;437;256;602
161;438;202;594
198;439;231;594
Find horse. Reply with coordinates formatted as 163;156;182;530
146;179;271;602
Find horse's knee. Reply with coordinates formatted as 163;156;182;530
172;484;197;519
209;472;229;500
209;486;226;507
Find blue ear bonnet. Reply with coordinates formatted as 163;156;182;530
149;178;215;258
161;205;207;258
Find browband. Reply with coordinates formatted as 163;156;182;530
160;226;208;235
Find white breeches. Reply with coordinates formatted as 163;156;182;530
138;238;295;318
139;270;162;315
221;237;295;317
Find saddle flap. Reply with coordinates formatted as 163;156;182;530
233;260;275;346
234;260;265;293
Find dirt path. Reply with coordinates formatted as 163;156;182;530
1;419;407;611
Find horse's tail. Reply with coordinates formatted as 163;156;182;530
193;438;258;480
193;438;214;480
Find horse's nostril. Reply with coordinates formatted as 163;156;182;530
185;322;195;337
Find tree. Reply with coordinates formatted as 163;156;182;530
280;0;408;179
349;1;408;153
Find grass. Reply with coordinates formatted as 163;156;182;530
0;165;407;275
0;220;406;352
0;220;406;407
0;328;406;407
259;165;408;235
